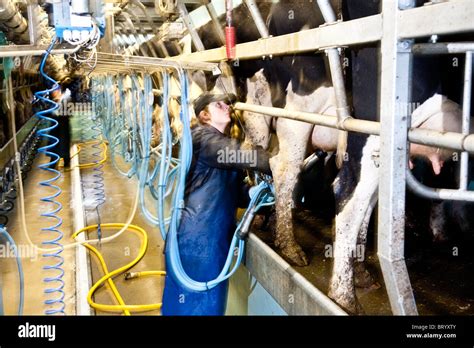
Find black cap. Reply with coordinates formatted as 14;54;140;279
193;92;237;116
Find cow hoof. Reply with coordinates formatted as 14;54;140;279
354;263;377;289
328;292;365;315
279;243;309;267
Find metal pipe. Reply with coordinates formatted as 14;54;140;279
377;0;418;316
316;0;350;127
235;102;380;134
406;169;474;201
412;42;474;55
460;51;473;190
0;44;80;58
178;1;205;52
27;2;38;45
244;0;269;38
316;0;351;167
234;102;474;153
204;1;226;45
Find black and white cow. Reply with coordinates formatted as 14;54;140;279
327;0;473;313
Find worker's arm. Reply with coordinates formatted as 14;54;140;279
195;127;271;175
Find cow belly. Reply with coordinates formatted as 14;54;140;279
311;124;339;152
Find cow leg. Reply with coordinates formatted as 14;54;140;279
329;136;379;313
271;114;313;266
430;201;448;243
242;69;273;149
354;193;379;289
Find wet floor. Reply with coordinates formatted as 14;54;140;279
76;144;165;316
2;153;75;315
253;209;474;315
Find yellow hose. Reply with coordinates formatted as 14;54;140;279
125;271;166;279
69;140;108;170
73;223;165;314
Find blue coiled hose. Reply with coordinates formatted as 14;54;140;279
90;79;108;241
35;38;65;315
0;226;24;315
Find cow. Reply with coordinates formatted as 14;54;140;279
326;0;474;313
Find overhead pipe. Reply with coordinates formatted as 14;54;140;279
204;0;226;45
177;1;205;52
316;0;352;168
460;51;472;190
412;42;474;55
0;45;80;58
234;102;474;153
244;0;269;38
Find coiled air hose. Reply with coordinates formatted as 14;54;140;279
35;38;65;315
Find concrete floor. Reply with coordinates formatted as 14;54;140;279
2;153;75;315
78;147;165;316
2;124;166;315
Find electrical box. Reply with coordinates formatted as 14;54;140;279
49;0;105;40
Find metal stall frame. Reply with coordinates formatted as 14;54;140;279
167;0;474;315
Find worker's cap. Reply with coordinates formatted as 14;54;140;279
193;92;237;116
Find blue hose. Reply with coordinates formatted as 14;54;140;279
156;72;177;239
89;71;273;292
91;91;106;241
0;226;24;315
35;38;65;315
164;70;275;292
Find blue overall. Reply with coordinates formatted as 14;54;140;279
162;124;270;315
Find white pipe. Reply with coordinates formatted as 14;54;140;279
244;0;269;38
316;0;351;127
0;45;80;58
234;102;474;153
412;42;474;55
460;51;472;190
406;169;474;201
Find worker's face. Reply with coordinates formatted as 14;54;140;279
208;101;231;126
